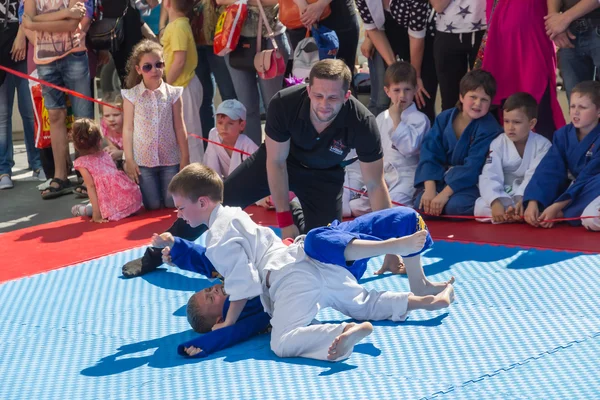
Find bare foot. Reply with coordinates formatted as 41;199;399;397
394;230;428;256
327;322;373;361
427;284;455;311
415;276;456;296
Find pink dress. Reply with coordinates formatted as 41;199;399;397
482;0;565;131
74;152;143;221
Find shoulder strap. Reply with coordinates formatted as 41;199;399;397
255;0;278;51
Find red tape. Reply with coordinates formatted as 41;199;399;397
1;64;594;225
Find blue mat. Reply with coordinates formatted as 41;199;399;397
1;239;599;400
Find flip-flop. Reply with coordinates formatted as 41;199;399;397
41;178;73;200
73;184;89;198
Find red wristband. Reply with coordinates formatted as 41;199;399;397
276;211;294;228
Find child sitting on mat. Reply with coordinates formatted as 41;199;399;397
70;119;143;223
153;164;454;361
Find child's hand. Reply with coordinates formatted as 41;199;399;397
212;321;233;331
429;192;450;216
524;201;540;227
152;232;175;248
491;200;507;224
255;196;274;210
419;189;437;214
91;214;108;223
161;247;175;266
514;200;524;218
125;160;141;184
388;100;403;129
184;346;203;356
538;203;562;229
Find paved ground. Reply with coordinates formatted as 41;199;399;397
0;141;85;234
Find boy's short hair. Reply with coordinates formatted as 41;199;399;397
168;164;224;203
186;293;213;333
457;70;497;109
170;0;193;14
503;92;538;120
308;59;352;92
571;80;600;108
384;61;417;88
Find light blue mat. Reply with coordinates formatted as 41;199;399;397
1;239;599;400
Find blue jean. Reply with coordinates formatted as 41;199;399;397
558;20;600;100
367;51;390;117
36;51;94;117
225;34;291;145
0;61;41;175
138;164;179;210
195;45;237;141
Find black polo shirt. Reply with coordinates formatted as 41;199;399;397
265;85;383;170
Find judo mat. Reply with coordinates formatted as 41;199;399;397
1;236;599;400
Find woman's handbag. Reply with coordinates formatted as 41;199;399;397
87;5;128;52
228;35;259;71
253;0;285;79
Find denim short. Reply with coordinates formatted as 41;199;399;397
36;51;94;118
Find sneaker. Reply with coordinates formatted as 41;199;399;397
32;169;47;182
37;178;52;191
0;174;14;189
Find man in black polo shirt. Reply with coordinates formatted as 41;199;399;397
122;59;396;277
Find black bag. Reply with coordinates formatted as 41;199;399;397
87;5;128;52
228;36;259;72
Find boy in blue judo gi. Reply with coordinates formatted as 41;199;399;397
524;81;600;230
157;206;453;360
414;70;503;217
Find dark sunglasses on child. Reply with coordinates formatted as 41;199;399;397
141;62;165;73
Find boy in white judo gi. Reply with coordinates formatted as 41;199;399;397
347;62;430;216
475;92;552;223
203;100;258;179
161;164;455;362
524;81;600;230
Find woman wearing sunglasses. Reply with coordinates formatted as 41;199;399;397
121;39;190;211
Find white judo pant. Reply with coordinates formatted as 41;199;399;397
182;75;204;164
266;258;410;361
581;195;600;231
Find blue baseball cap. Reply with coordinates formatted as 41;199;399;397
216;99;247;121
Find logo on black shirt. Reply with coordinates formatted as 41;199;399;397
329;139;346;155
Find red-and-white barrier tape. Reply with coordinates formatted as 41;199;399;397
1;64;594;224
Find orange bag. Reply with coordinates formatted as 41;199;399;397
213;0;248;56
278;0;331;30
29;70;75;149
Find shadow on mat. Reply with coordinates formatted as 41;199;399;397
422;241;522;275
319;313;449;328
16;219;107;242
136;269;213;292
504;248;579;270
81;329;376;377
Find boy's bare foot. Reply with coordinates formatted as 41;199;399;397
394;230;428;256
415;276;455;296
327;322;373;361
428;284;455;310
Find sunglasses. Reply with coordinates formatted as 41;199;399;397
141;61;165;73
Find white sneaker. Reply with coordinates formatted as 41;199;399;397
32;169;47;181
0;174;14;189
37;178;52;191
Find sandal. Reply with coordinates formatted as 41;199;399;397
71;204;88;217
73;184;89;199
41;178;73;200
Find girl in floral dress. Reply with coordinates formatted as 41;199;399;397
70;119;143;222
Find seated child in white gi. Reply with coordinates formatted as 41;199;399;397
203;100;258;179
523;81;600;230
475;92;551;223
349;62;430;215
162;164;455;361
